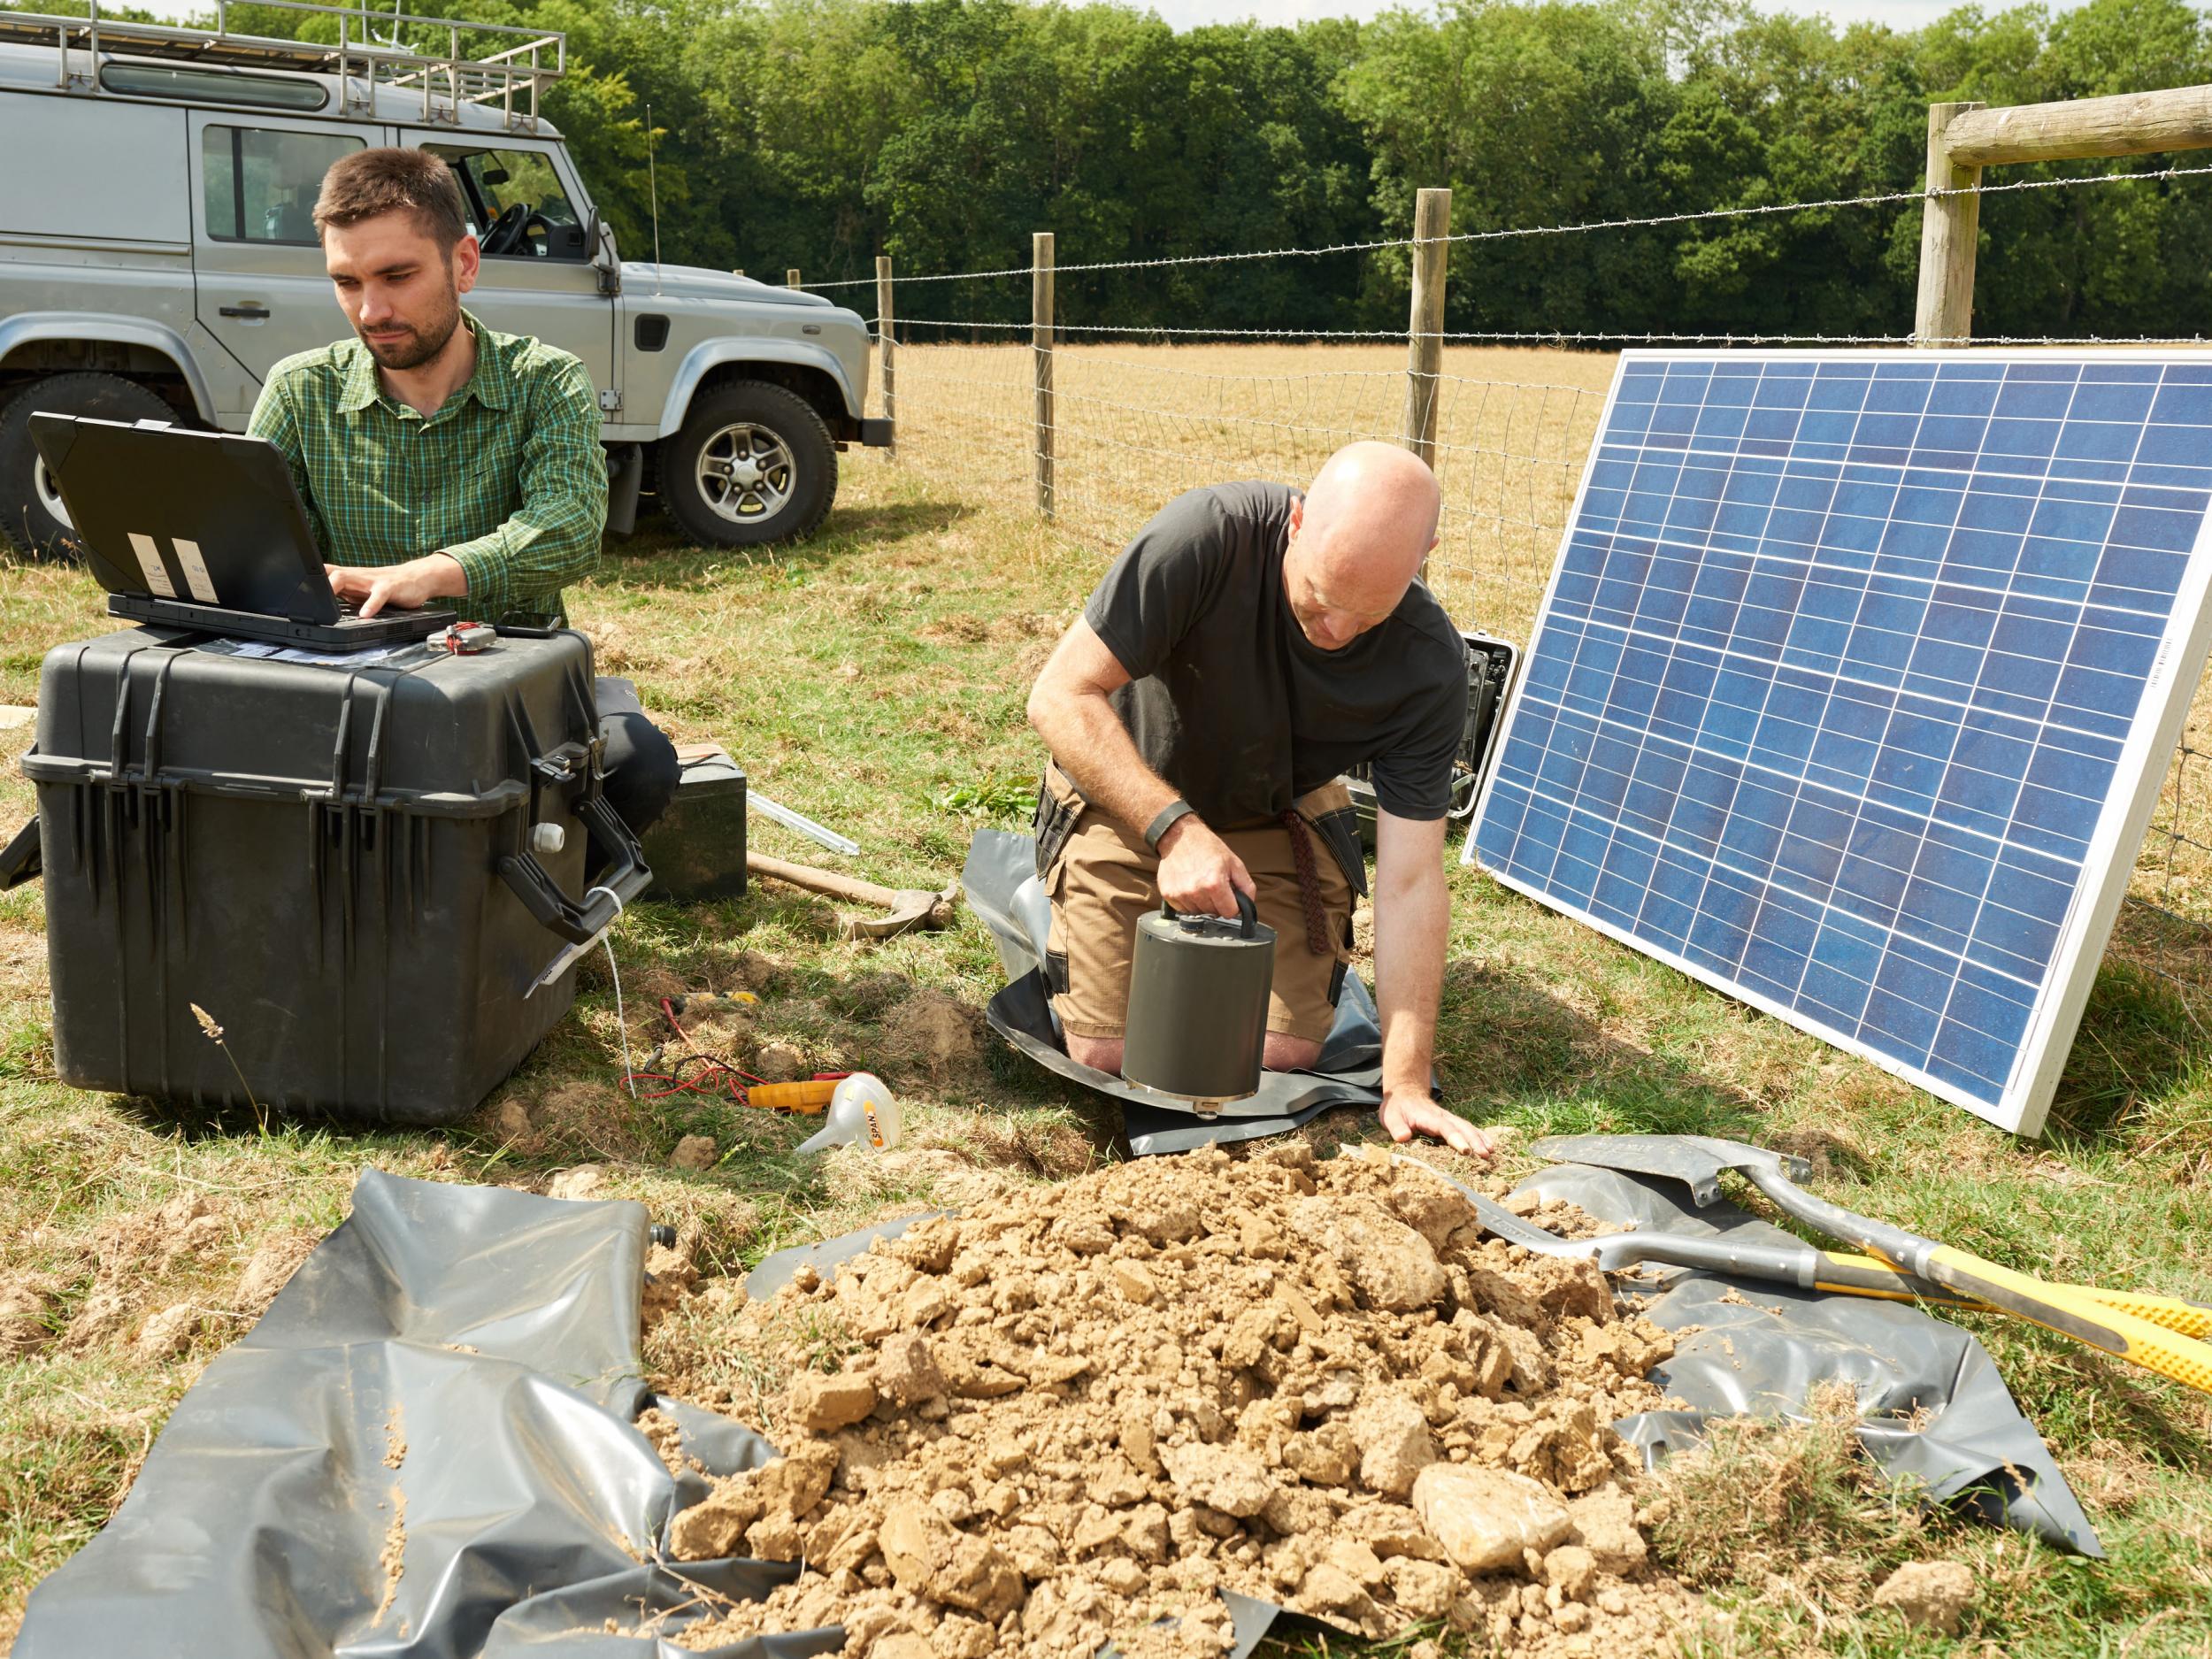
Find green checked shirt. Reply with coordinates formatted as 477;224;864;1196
248;311;606;626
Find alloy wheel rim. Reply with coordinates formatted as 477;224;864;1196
695;422;795;521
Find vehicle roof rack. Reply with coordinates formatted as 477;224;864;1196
0;0;565;131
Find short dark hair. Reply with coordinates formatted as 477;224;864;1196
314;146;469;251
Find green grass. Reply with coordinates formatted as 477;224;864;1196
1;459;2209;1653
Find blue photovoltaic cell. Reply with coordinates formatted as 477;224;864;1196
1471;352;2212;1130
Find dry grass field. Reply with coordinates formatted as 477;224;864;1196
0;344;2208;1655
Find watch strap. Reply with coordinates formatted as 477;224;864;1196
1143;799;1196;851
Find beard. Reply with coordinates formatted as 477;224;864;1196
357;288;462;371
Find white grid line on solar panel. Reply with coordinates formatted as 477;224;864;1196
1487;771;2037;1083
1505;674;2092;936
1586;356;2184;1089
1548;553;2143;777
1581;368;2187;752
1487;357;2177;1097
1580;455;2205;592
1778;350;2069;1090
1564;359;2122;876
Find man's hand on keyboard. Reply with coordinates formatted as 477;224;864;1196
326;553;467;618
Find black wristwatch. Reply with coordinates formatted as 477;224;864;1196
1144;799;1196;851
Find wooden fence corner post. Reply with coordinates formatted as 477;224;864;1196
1402;187;1450;469
877;254;895;463
1915;103;1985;347
787;266;803;289
1033;231;1056;521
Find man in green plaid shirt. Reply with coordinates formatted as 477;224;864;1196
255;145;675;839
249;155;604;628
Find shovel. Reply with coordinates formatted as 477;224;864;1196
1363;1147;2007;1302
1531;1134;2212;1395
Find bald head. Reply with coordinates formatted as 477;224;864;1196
1282;442;1441;651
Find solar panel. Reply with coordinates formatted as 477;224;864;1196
1465;350;2212;1135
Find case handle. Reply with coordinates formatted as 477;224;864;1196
0;818;38;892
1161;889;1258;939
497;795;651;945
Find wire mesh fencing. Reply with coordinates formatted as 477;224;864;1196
882;335;1609;639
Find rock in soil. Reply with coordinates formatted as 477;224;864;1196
1872;1560;1975;1634
654;1146;1702;1658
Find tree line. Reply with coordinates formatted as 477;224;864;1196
49;0;2212;340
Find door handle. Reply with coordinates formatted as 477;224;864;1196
219;304;273;319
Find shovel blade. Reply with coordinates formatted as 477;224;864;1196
1528;1133;1811;1208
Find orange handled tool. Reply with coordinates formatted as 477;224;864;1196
746;1079;840;1115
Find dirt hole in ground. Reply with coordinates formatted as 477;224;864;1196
639;1145;1709;1658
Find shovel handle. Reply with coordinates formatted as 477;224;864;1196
1747;1171;2212;1394
747;851;901;909
1815;1251;2212;1337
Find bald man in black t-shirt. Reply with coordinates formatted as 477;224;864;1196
1026;442;1494;1155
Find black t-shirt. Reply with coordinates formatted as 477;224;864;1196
1081;480;1470;828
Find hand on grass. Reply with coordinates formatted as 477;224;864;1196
1379;1090;1494;1157
326;552;467;618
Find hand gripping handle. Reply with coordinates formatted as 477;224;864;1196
498;795;652;945
1162;889;1260;938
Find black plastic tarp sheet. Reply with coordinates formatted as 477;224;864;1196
1512;1163;2101;1556
14;1170;846;1659
962;828;1382;1154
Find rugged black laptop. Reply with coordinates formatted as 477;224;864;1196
28;414;456;649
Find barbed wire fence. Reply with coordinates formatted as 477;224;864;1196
792;158;2212;1016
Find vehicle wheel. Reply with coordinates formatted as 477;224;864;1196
0;373;177;559
659;380;837;548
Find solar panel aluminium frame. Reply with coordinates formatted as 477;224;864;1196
1461;348;2212;1136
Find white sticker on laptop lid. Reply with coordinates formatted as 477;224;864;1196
171;538;219;604
126;534;177;598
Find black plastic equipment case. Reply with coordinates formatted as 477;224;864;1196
1346;628;1519;853
3;626;650;1125
641;742;747;903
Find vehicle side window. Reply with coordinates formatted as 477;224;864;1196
425;145;589;261
203;127;363;244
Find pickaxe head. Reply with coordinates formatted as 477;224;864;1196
1527;1133;1811;1208
837;887;960;941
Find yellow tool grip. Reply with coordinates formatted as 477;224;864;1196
1816;1252;2212;1339
747;1079;837;1115
1924;1246;2212;1396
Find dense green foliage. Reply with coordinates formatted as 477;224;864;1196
49;0;2212;337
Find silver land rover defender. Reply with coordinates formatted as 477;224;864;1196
0;0;888;556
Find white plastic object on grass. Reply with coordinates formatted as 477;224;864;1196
795;1072;902;1154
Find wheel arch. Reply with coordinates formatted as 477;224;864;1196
654;342;857;441
0;315;219;425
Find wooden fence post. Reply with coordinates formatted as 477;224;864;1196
787;267;802;288
1033;231;1055;520
877;254;895;462
1402;188;1450;468
1915;102;1985;346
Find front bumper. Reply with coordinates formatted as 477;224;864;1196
859;418;895;448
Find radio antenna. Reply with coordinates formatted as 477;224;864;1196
645;102;663;296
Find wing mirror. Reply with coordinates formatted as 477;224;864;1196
588;209;620;297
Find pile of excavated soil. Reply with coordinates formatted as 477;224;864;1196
650;1145;1705;1658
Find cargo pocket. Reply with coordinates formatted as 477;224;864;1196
1297;780;1368;900
1033;762;1087;884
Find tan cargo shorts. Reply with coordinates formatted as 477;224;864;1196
1035;764;1357;1045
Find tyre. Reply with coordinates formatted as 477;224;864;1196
658;380;837;548
0;373;177;559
